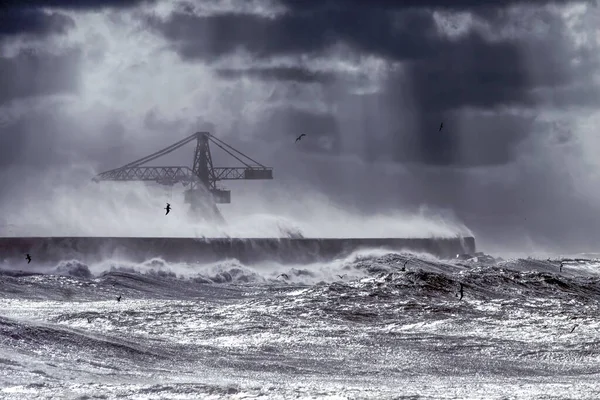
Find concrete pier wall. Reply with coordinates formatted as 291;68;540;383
0;236;476;265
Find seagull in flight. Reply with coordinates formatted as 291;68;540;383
402;260;409;271
165;203;171;215
295;134;306;143
25;254;31;264
116;295;122;302
439;122;444;132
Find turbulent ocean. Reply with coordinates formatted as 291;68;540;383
1;249;600;399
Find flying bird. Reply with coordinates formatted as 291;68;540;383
295;134;306;143
25;254;31;264
439;123;444;132
165;203;171;215
116;295;122;302
570;324;578;333
337;274;346;279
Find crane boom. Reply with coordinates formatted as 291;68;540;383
93;132;273;207
93;166;272;184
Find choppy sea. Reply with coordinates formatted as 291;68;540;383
1;249;599;399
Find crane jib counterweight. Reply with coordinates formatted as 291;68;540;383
92;132;273;205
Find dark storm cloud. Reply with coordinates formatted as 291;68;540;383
0;49;81;105
280;0;586;11
0;0;156;39
0;8;74;37
382;32;535;166
146;9;440;62
408;35;532;112
0;0;155;9
146;5;558;166
216;67;337;84
145;6;553;116
148;5;575;102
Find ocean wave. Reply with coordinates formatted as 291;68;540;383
0;250;598;304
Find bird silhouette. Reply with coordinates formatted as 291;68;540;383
570;324;578;333
25;254;31;264
165;203;171;215
116;295;122;302
337;274;346;279
295;134;306;143
439;122;444;132
456;283;464;300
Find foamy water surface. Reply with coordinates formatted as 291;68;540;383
0;250;599;399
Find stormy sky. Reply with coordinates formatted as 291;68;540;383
0;0;599;252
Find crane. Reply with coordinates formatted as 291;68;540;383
92;132;273;220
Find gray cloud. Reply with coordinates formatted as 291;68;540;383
146;4;598;167
0;47;82;181
0;0;156;9
0;49;81;105
0;104;75;170
146;9;439;61
216;67;337;84
252;107;341;154
0;0;157;38
0;8;74;37
280;0;585;10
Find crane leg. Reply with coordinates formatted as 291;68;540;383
184;188;226;225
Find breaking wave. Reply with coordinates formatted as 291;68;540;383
2;250;599;302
